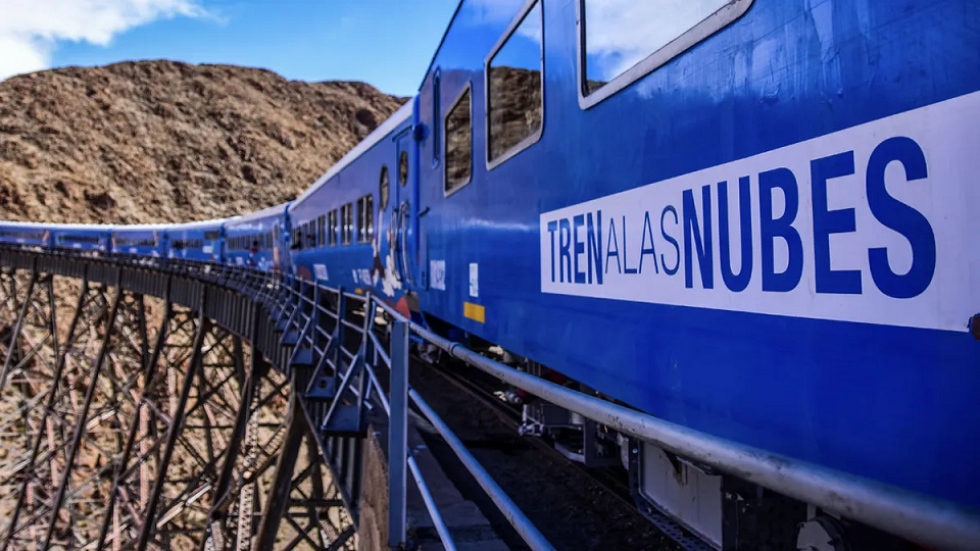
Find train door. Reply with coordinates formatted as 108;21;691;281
393;114;420;288
278;213;292;274
158;230;169;259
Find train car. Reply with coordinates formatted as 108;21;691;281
167;218;230;264
110;224;169;259
0;221;52;250
0;0;973;547
288;102;414;309
50;224;112;254
224;203;289;272
367;0;978;548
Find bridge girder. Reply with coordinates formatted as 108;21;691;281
0;263;356;551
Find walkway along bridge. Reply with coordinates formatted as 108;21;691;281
0;247;976;550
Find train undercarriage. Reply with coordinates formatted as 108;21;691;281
409;316;927;551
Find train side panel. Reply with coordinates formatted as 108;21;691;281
289;104;414;311
167;220;227;263
225;204;288;272
413;0;980;514
111;226;168;259
51;225;112;253
0;222;52;249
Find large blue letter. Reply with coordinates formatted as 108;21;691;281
587;211;603;284
866;137;935;299
759;168;803;292
639;211;659;274
660;206;680;276
573;214;587;284
683;185;713;289
811;151;861;294
559;218;572;283
547;220;558;282
718;177;752;292
605;217;621;274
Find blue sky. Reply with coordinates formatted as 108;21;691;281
1;0;461;96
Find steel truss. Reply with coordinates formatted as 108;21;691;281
0;266;355;550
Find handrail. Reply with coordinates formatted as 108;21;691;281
409;387;553;551
371;300;980;551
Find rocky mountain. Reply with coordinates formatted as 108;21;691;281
0;60;406;224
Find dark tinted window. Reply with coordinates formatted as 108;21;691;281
357;195;374;243
341;203;353;245
399;151;408;187
444;87;472;194
380;165;390;208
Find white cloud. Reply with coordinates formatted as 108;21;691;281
583;0;729;81
0;0;206;81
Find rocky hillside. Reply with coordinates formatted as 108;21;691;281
0;60;406;224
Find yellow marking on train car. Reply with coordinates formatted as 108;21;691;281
354;288;364;295
463;302;485;323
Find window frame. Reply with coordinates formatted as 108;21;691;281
442;83;474;198
380;164;390;209
365;194;374;242
484;0;545;171
576;0;754;109
432;68;441;168
356;197;365;243
398;151;409;187
356;194;375;244
328;209;338;247
341;203;353;245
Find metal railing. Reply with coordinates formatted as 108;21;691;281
260;271;554;551
256;270;980;551
3;246;979;551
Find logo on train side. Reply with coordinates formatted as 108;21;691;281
539;91;980;332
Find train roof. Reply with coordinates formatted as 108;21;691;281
168;217;235;230
225;202;289;227
420;0;466;90
48;223;113;231
0;220;52;228
290;101;414;207
111;223;173;232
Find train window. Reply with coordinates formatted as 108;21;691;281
294;228;303;251
578;0;753;107
341;203;353;245
444;85;472;195
356;198;365;242
365;195;374;240
356;195;374;243
380;165;390;209
328;210;338;247
486;0;543;167
399;151;408;186
318;215;326;247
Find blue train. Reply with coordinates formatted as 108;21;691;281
1;1;977;548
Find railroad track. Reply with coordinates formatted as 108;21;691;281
412;351;636;510
414;351;714;551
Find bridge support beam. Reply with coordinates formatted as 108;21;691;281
0;259;357;550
